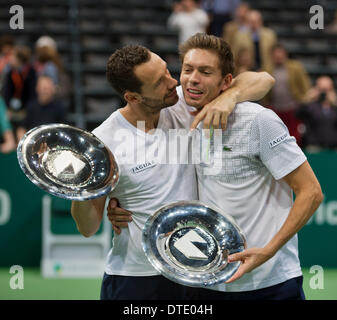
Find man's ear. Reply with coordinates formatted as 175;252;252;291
124;91;141;104
221;74;233;91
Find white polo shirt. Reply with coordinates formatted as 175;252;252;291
92;100;198;276
195;101;307;291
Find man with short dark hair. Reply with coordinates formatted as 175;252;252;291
71;41;275;300
264;43;311;145
16;75;67;141
231;10;277;71
297;75;337;150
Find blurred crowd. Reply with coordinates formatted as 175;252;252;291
1;1;336;155
0;34;70;154
168;0;337;151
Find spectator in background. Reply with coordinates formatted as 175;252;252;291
232;10;277;71
0;35;15;83
0;96;16;154
16;75;67;141
201;0;240;37
297;76;337;151
0;36;15;97
234;47;253;75
34;36;72;109
168;0;209;44
263;44;311;145
2;46;37;141
223;2;250;48
34;43;61;85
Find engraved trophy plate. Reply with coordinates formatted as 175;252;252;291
142;201;246;287
17;124;119;200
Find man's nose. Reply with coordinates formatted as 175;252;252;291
188;70;200;85
169;76;178;89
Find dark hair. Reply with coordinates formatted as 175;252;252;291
14;46;32;65
106;45;151;96
179;33;234;76
0;35;14;49
35;45;64;72
271;43;287;53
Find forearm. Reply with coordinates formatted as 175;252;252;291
230;71;275;103
16;127;26;142
0;130;16;153
264;189;323;257
190;72;275;130
71;196;106;237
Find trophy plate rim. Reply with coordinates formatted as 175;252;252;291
17;123;119;200
142;200;247;287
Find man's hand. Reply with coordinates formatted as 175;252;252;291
225;161;323;285
107;198;133;235
225;247;274;283
190;88;238;130
190;71;275;130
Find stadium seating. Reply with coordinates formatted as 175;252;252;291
0;0;336;130
250;0;337;81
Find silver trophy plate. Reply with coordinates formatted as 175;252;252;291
17;123;119;200
142;201;246;287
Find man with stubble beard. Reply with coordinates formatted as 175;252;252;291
71;43;276;300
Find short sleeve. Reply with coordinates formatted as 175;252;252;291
250;109;307;180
